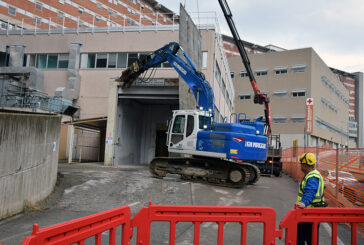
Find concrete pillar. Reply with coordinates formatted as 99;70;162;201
104;80;120;166
55;42;82;101
67;42;82;97
67;125;74;163
8;44;26;67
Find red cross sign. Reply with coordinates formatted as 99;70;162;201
306;98;314;106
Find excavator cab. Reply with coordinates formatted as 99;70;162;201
167;110;212;155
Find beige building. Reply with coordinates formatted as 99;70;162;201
0;13;234;165
229;48;350;148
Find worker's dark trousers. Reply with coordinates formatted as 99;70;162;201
297;222;320;245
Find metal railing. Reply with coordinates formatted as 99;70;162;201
0;12;218;36
0;77;73;114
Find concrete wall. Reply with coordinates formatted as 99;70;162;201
179;4;201;110
0;112;61;219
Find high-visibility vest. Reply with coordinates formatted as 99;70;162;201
296;169;325;207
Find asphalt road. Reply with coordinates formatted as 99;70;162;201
0;163;362;244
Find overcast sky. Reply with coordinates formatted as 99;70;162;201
157;0;364;73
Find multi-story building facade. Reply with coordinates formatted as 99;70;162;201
0;3;234;165
0;0;175;31
222;34;271;58
330;68;358;147
223;34;363;148
229;48;350;149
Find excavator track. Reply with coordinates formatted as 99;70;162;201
149;157;260;188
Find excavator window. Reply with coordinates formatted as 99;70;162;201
186;115;194;137
172;115;185;134
199;116;212;130
171;115;185;144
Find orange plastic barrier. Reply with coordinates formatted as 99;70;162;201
21;206;131;245
131;201;280;245
279;205;364;245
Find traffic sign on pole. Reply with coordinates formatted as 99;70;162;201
306;98;313;134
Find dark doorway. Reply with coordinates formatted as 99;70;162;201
155;130;169;157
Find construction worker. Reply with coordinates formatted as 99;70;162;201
296;152;326;245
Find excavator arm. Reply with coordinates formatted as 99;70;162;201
218;0;272;136
117;42;214;112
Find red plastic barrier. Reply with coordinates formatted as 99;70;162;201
17;203;364;245
21;206;131;245
279;204;364;245
131;201;280;245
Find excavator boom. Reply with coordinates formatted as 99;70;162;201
117;42;214;112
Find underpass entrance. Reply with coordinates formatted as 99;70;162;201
112;86;178;165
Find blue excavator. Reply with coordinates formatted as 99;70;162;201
117;0;271;187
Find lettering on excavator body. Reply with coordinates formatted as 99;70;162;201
245;141;266;149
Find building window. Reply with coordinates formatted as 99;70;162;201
8;6;16;16
37;54;47;68
95;16;101;22
34;17;42;26
96;54;107;68
78;7;84;15
80;52;176;70
0;52;9;67
291;115;305;123
97;3;102;9
215;62;222;87
47;55;58;68
35;2;42;11
240;71;248;77
230;72;234;79
256;69;268;76
273;115;287;123
274;66;288;74
202;51;208;68
292;89;306;97
321;97;338;114
59;0;65;5
117;53;127;68
239;93;251;100
28;54;68;69
274;90;288;98
58;11;64;19
58;54;69;68
292;64;306;73
108;53;117;68
127;53;138;67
